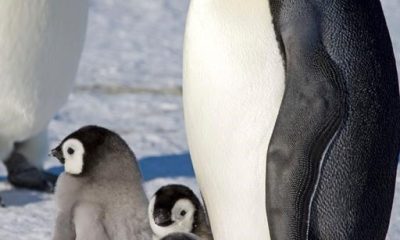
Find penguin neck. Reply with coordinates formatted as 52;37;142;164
82;151;141;183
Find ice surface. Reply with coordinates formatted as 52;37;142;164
0;0;399;239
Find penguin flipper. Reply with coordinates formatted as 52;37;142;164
266;3;344;239
267;1;400;239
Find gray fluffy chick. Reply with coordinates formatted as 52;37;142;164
149;184;213;240
51;125;151;240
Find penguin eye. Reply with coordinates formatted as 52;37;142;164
67;147;75;155
180;210;187;217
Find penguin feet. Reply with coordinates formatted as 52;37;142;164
4;152;57;193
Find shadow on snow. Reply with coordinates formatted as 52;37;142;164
0;152;195;206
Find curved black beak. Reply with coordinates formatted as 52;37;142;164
153;209;174;227
50;147;65;164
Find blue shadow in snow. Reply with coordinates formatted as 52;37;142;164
47;166;64;176
0;189;46;207
139;153;195;181
46;152;195;181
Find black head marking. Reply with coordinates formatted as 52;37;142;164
61;125;110;152
51;125;132;175
51;146;65;164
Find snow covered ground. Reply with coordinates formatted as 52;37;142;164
0;0;399;239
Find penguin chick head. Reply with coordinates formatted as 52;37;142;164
52;137;85;175
149;184;202;239
51;125;130;176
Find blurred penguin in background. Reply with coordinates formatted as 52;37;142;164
0;0;88;192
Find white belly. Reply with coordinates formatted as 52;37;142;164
183;0;285;239
0;0;88;144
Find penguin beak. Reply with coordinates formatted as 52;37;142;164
154;209;174;226
50;147;65;164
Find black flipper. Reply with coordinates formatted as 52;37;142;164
266;0;400;239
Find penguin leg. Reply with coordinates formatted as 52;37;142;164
0;139;14;205
0;138;13;162
4;129;57;192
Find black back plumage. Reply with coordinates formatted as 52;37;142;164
266;1;399;239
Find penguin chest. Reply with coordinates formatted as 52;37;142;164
0;0;88;141
183;0;284;239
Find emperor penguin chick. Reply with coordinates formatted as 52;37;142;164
51;125;151;240
149;185;213;240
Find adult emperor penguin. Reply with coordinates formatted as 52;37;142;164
183;0;399;240
0;1;88;191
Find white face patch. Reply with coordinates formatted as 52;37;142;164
62;138;85;175
149;197;196;239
